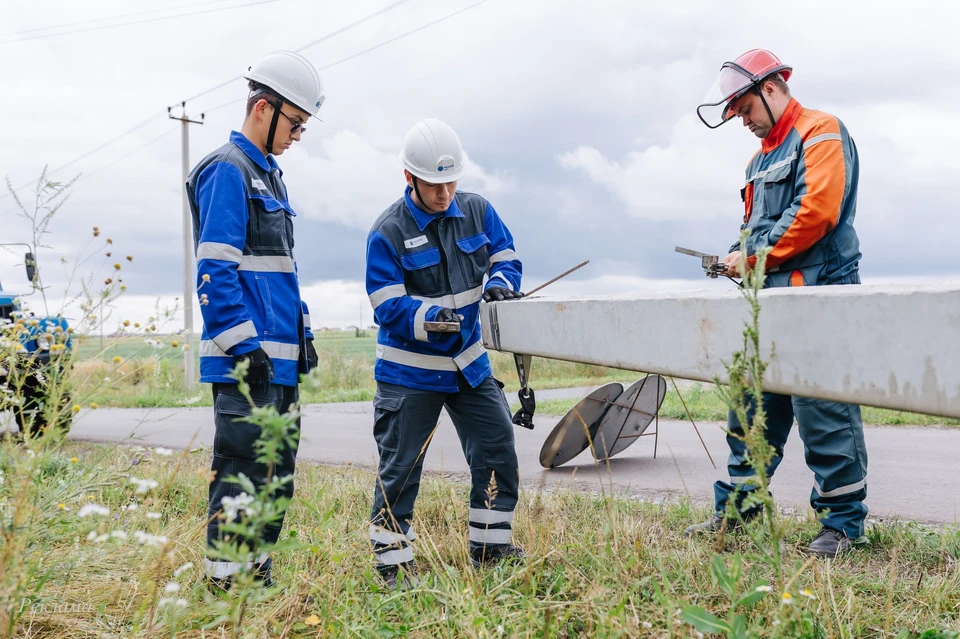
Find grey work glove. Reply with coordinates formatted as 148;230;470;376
234;347;274;395
482;287;524;302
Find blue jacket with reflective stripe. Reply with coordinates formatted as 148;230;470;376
366;188;521;393
186;131;313;386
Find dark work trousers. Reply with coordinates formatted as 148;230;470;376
204;382;300;579
713;391;869;539
713;271;869;540
369;375;519;571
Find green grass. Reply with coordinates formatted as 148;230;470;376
6;441;959;638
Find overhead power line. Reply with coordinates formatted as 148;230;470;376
203;0;494;116
78;127;180;183
0;111;165;201
0;0;283;44
3;0;496;198
174;0;414;106
12;0;237;36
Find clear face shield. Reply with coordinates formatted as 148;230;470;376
696;62;759;129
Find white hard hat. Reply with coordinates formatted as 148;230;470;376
244;51;325;117
399;118;465;183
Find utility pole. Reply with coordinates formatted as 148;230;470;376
168;102;204;389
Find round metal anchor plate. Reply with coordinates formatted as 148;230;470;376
538;382;624;468
592;375;667;462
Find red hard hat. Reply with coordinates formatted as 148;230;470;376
698;49;792;129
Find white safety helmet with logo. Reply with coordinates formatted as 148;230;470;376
244;51;325;116
244;51;325;154
399;118;465;184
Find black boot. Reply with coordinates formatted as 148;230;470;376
377;562;419;590
805;528;851;558
471;544;525;568
683;512;757;537
207;557;274;593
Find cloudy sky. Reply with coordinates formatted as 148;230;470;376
2;0;958;330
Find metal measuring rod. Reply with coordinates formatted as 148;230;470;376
674;246;730;279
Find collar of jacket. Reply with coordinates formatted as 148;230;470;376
230;130;282;175
761;98;803;153
403;186;464;232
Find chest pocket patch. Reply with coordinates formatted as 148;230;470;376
249;194;294;251
401;247;444;297
756;162;794;220
455;233;490;288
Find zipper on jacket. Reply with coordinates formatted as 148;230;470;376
436;217;453;305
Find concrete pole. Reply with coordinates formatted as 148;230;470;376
481;281;960;418
169;103;203;389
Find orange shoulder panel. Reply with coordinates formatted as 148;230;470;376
765;110;846;269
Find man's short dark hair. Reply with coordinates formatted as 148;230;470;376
245;81;277;116
757;72;790;97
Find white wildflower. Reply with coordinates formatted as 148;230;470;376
111;530;128;540
173;562;194;577
154;447;173;457
78;504;110;517
86;531;110;543
755;585;772;592
147;512;162;520
800;589;817;600
176;598;188;608
221;493;255;523
124;503;139;511
133;531;168;548
641;622;653;629
130;477;159;494
164;582;180;593
497;625;504;635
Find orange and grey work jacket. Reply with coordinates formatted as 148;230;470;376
733;98;862;287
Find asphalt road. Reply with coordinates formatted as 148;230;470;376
46;386;960;526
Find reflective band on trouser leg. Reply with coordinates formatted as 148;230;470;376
370;524;415;566
205;553;270;579
468;526;512;545
468;507;514;548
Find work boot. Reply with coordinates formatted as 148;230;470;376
683;513;755;537
377;562;419;590
207;558;274;594
805;527;851;558
471;544;525;568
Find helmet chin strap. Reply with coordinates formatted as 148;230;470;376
754;81;778;129
411;176;437;214
265;96;283;155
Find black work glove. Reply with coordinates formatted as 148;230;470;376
305;338;319;372
234;347;274;395
482;286;524;302
513;388;536;430
435;308;462;323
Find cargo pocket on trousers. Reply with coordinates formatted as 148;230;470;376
373;393;405;453
214;388;275;462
